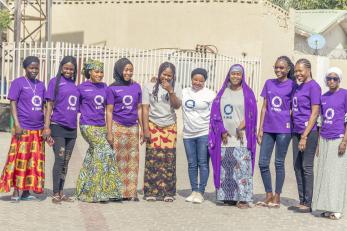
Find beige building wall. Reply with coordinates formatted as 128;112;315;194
20;1;294;97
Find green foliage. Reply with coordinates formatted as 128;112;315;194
0;9;11;30
271;0;347;10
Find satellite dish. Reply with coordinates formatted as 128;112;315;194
307;34;326;55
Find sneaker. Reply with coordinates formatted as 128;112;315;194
192;192;204;204
185;192;196;202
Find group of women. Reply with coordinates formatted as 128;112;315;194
0;54;346;220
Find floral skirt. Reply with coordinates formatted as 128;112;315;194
0;130;45;193
112;121;139;198
143;122;177;199
75;125;123;202
216;147;253;202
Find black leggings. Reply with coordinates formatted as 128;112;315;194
52;137;76;194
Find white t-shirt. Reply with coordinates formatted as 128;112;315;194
142;82;182;127
182;87;216;139
220;88;247;147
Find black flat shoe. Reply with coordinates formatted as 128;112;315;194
297;206;312;213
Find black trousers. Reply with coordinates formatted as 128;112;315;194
52;137;76;194
292;131;319;207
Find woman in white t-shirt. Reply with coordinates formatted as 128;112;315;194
182;68;216;204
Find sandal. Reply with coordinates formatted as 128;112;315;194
163;196;174;202
21;195;38;201
60;195;74;202
329;213;342;220
145;196;156;202
255;197;272;207
52;195;61;204
10;196;20;203
268;201;280;209
237;202;250;209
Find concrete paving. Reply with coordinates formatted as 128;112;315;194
0;120;346;230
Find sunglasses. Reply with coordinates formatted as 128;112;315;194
326;77;339;82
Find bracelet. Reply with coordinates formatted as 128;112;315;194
168;91;175;95
300;136;307;140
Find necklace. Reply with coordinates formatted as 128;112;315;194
24;76;37;96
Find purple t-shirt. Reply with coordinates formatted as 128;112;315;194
78;81;107;127
45;76;80;129
320;89;347;139
292;80;321;134
7;76;46;130
106;83;142;126
261;78;296;133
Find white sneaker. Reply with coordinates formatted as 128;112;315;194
192;192;204;204
185;192;196;202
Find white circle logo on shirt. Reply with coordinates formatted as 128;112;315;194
224;104;233;115
271;96;282;108
292;97;298;107
325;108;335;120
122;95;133;106
94;95;104;106
185;100;195;109
31;96;42;107
68;95;77;106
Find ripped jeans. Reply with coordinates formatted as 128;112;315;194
52;137;76;194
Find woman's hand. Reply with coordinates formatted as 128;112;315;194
298;136;307;152
42;127;51;140
222;132;230;145
161;79;174;93
139;129;144;145
106;132;114;148
143;128;151;144
257;130;263;145
338;141;347;156
14;125;23;140
315;144;319;157
236;128;244;145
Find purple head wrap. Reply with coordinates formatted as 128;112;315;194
208;64;258;189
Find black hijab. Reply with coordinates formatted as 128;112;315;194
111;58;133;86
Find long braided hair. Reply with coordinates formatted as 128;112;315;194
53;56;77;100
276;56;295;81
295;58;312;79
152;62;176;102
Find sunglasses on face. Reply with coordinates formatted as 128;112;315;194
326;77;339;82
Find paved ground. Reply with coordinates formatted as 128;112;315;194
0;117;347;231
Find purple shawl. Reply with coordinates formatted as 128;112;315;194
208;64;258;189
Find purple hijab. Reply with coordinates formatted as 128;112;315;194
208;64;257;189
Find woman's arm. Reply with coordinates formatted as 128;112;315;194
142;104;151;143
106;104;114;147
168;92;182;109
298;104;320;151
42;101;53;139
257;99;267;144
137;104;144;144
338;123;347;156
10;100;23;139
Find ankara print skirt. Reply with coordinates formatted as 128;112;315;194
143;122;177;200
112;121;140;199
0;130;45;193
75;125;123;202
216;147;253;202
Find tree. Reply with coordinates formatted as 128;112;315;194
271;0;347;10
0;9;11;30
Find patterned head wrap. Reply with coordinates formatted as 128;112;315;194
82;59;104;79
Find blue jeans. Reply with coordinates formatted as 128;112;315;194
258;132;292;194
183;135;209;194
